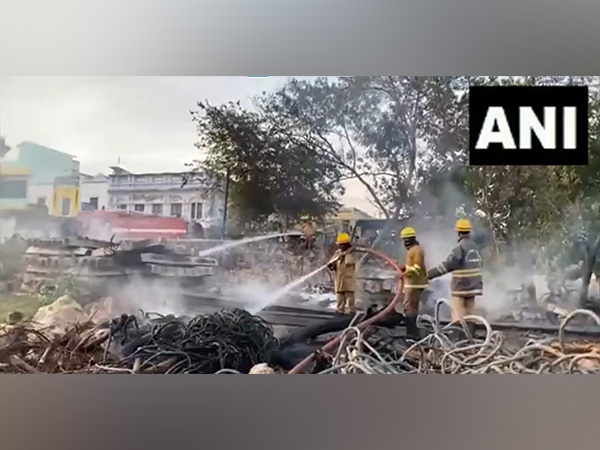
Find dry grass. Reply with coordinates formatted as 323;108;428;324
0;294;41;323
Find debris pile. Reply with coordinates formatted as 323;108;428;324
0;298;279;374
104;308;279;374
2;296;600;374
20;237;217;299
31;295;90;337
0;320;108;373
309;306;600;374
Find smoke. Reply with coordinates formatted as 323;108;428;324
80;215;113;241
411;178;530;321
0;217;17;244
0;215;63;242
229;281;280;314
106;276;188;317
411;173;599;322
210;239;330;313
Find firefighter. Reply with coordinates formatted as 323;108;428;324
301;219;316;250
397;227;428;339
327;232;357;315
427;219;483;332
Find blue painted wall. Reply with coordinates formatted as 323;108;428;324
8;141;80;184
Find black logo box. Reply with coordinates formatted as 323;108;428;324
469;85;589;166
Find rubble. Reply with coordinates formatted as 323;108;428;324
0;303;280;374
19;237;219;298
2;290;600;374
3;231;600;375
301;304;600;374
32;295;90;337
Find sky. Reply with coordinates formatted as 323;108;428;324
0;76;376;215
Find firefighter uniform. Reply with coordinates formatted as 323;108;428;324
396;227;428;339
328;233;357;314
396;227;428;316
427;219;483;322
301;221;316;250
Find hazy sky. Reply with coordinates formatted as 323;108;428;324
0;76;376;215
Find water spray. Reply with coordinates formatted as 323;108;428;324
195;232;302;258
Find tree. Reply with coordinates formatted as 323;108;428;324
188;101;343;229
257;77;466;220
460;77;600;247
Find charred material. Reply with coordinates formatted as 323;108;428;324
0;307;279;374
18;237;218;297
298;302;600;374
105;308;279;374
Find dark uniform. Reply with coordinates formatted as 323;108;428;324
428;235;483;322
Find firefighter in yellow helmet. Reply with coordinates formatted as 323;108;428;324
427;219;483;333
397;227;428;339
327;232;357;314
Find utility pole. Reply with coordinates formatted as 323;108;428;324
221;167;230;239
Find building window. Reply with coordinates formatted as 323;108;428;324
134;204;145;212
89;197;99;210
118;204;127;210
170;203;182;217
152;204;163;215
191;202;203;220
0;179;27;199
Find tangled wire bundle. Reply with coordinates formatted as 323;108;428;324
314;299;600;375
0;308;278;374
104;308;279;374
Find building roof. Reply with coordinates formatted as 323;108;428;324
109;166;192;177
109;166;132;175
336;206;373;218
80;172;108;181
18;141;78;160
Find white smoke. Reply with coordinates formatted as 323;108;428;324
106;276;188;317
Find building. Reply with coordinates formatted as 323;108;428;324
80;173;109;210
0;141;81;217
107;167;225;229
0;165;31;211
327;206;373;233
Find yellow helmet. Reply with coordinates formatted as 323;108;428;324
400;227;417;239
455;218;472;232
336;232;351;244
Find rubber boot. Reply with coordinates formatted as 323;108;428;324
467;322;477;339
405;315;420;340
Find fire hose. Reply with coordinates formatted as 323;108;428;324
287;247;405;374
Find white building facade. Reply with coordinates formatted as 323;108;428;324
107;168;225;229
80;173;110;210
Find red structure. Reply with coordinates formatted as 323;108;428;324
75;210;188;241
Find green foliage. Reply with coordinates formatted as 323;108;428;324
190;100;343;226
189;75;600;261
459;77;600;248
258;76;466;219
36;276;82;305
